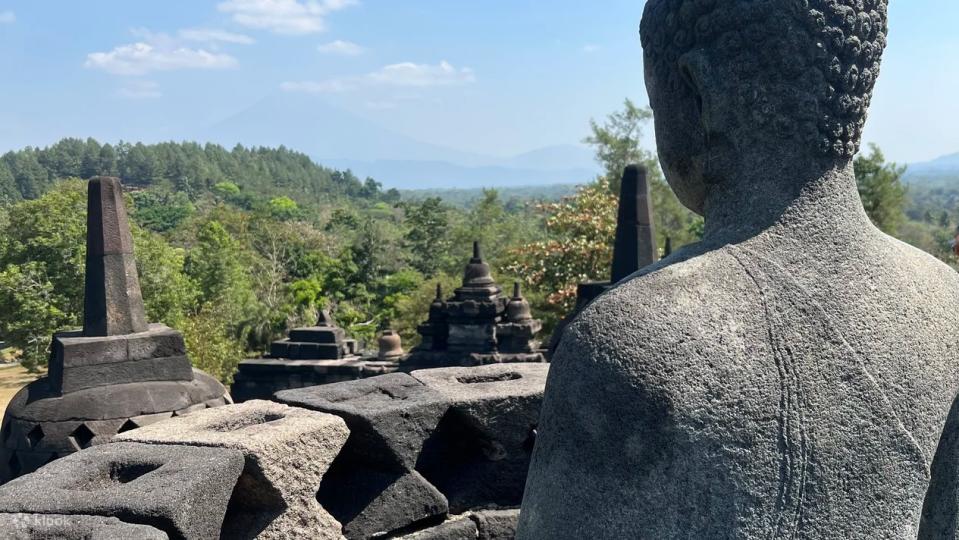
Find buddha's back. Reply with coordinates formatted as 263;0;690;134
519;229;959;538
517;1;959;537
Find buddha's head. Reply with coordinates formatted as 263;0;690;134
640;0;889;215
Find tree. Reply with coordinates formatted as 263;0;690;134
855;144;908;235
133;190;195;232
181;303;245;384
404;197;451;277
268;196;301;221
184;220;256;324
584;98;658;192
505;179;618;313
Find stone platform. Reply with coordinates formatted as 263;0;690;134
231;357;399;402
0;363;545;538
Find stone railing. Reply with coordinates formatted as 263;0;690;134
0;363;546;539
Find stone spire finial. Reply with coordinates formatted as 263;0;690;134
462;241;495;287
507;282;533;322
82;177;148;337
610;165;657;283
317;309;334;327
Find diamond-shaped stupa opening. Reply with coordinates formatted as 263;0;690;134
117;419;139;434
26;425;44;448
69;423;95;450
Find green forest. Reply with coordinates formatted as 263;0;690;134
0;100;955;383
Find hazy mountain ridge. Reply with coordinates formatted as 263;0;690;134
201;93;599;190
904;152;959;188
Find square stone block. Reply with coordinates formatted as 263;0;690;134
318;464;447;539
411;364;548;513
275;373;448;470
287;327;344;344
49;325;192;395
116;400;350;540
0;513;168;539
0;442;244;540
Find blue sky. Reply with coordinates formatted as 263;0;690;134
0;0;957;166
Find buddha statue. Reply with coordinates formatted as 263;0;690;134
519;1;959;537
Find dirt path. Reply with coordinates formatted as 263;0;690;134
0;363;40;418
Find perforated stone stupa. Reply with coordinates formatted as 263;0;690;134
403;242;545;369
0;177;229;484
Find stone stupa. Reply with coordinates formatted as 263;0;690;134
231;310;398;402
403;242;545;369
0;177;229;484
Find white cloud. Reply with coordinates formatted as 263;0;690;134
282;60;475;94
85;42;237;75
317;39;363;56
217;0;357;35
582;44;601;53
117;80;162;99
368;61;475;87
0;11;14;24
180;28;255;45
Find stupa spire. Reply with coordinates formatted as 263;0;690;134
610;165;657;283
82;176;148;337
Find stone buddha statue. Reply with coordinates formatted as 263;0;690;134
519;1;959;538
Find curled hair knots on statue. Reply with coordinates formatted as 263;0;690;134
641;0;888;158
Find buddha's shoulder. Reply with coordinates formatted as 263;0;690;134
556;244;765;374
879;232;959;292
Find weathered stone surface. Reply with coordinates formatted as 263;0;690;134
471;509;519;540
49;325;192;395
0;442;243;539
116;400;350;540
0;513;169;539
83;176;148;337
412;364;546;512
398;516;478;540
318;464;447;539
276;373;447;470
1;372;230;483
277;374;451;537
520;2;959;539
5;370;227;423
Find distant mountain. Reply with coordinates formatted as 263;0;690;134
498;144;597;172
905;153;959;188
200;93;599;190
199;93;487;165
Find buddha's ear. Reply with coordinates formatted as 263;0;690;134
677;51;710;136
677;50;737;185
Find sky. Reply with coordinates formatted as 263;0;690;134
0;0;957;166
